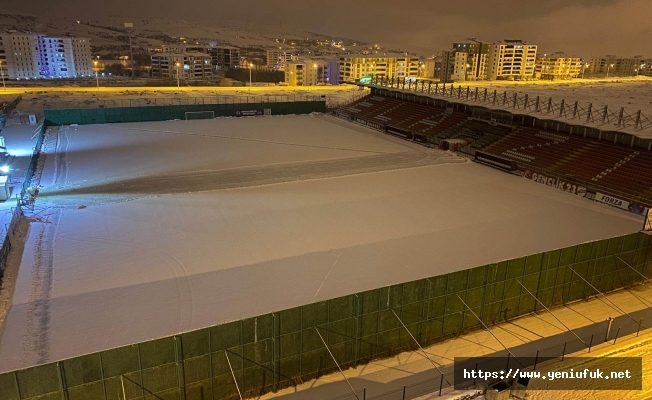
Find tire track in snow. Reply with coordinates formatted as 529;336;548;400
96;124;394;155
21;125;68;365
21;207;61;366
55;233;195;333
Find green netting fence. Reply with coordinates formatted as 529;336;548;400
1;231;651;400
43;101;326;126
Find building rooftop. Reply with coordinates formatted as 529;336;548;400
341;52;412;58
151;52;209;57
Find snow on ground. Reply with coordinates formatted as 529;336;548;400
0;114;643;373
470;77;652;116
377;77;652;137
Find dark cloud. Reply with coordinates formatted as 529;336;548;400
5;0;650;58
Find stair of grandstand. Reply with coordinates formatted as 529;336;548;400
482;126;652;202
337;95;652;203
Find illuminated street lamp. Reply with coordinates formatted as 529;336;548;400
175;62;181;88
93;60;99;90
606;63;614;78
636;63;645;76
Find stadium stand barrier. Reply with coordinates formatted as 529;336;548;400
364;77;652;132
336;89;652;212
1;231;651;400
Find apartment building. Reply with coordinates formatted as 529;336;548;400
535;54;582;80
266;50;297;70
487;40;537;80
640;59;652;77
0;33;93;79
418;58;437;78
441;43;488;82
150;52;212;80
589;56;647;76
338;53;419;82
284;59;338;86
208;46;240;70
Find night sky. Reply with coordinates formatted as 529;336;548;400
5;0;651;58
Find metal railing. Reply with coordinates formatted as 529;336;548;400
0;121;46;285
324;301;650;400
42;94;326;110
366;77;652;132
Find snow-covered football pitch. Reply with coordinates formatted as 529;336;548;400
0;114;643;372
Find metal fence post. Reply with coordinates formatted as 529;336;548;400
439;373;444;396
605;317;614;341
588;333;594;353
503;91;507;106
613;327;621;344
617;107;625;127
492;90;496;104
533;350;539;370
513;92;517;108
634;110;641;129
547;98;552;113
562;341;567;361
559;99;565;117
637;319;643;336
586;103;592;122
573;101;578;119
523;94;528;110
402;385;406;400
602;105;608;123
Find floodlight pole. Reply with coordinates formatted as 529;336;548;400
616;256;652;284
225;352;243;400
514;280;588;347
455;294;525;368
314;327;361;400
565;265;644;328
120;375;127;400
390;309;451;386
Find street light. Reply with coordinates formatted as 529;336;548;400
636;63;644;76
93;60;99;89
582;63;590;79
0;60;5;91
175;62;181;87
606;63;614;78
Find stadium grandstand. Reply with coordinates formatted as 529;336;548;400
337;88;652;213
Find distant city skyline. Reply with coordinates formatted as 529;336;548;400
4;0;652;59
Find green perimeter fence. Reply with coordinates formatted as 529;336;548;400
1;231;651;400
43;101;326;126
